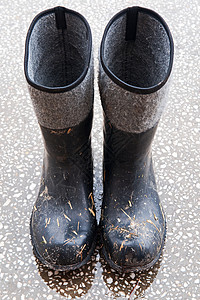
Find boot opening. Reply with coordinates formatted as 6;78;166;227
103;9;171;88
26;8;91;88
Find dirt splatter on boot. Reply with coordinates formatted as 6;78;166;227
99;7;174;272
24;7;97;271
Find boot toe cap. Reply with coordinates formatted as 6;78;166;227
102;220;165;272
31;212;96;270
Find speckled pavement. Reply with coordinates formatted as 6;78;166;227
0;0;199;299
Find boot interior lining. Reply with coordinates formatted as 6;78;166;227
104;12;171;88
27;12;89;88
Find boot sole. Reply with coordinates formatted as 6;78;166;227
30;214;97;272
101;222;166;273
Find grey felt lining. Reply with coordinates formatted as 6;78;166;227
28;13;89;87
28;58;93;129
99;10;172;133
99;64;170;134
104;12;170;88
26;10;93;129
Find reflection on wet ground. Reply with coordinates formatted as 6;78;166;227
36;230;163;299
37;248;98;299
100;250;162;299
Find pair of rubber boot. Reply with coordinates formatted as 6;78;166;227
24;6;174;272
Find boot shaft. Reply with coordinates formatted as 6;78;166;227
41;110;93;163
24;7;94;185
103;115;157;166
24;6;94;130
99;6;174;134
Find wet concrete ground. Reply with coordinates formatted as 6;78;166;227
0;0;199;299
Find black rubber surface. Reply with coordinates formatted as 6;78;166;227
100;116;166;272
30;111;97;271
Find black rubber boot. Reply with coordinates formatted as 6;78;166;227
24;7;97;271
99;7;174;272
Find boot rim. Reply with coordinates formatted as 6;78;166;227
100;6;174;95
24;6;92;94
